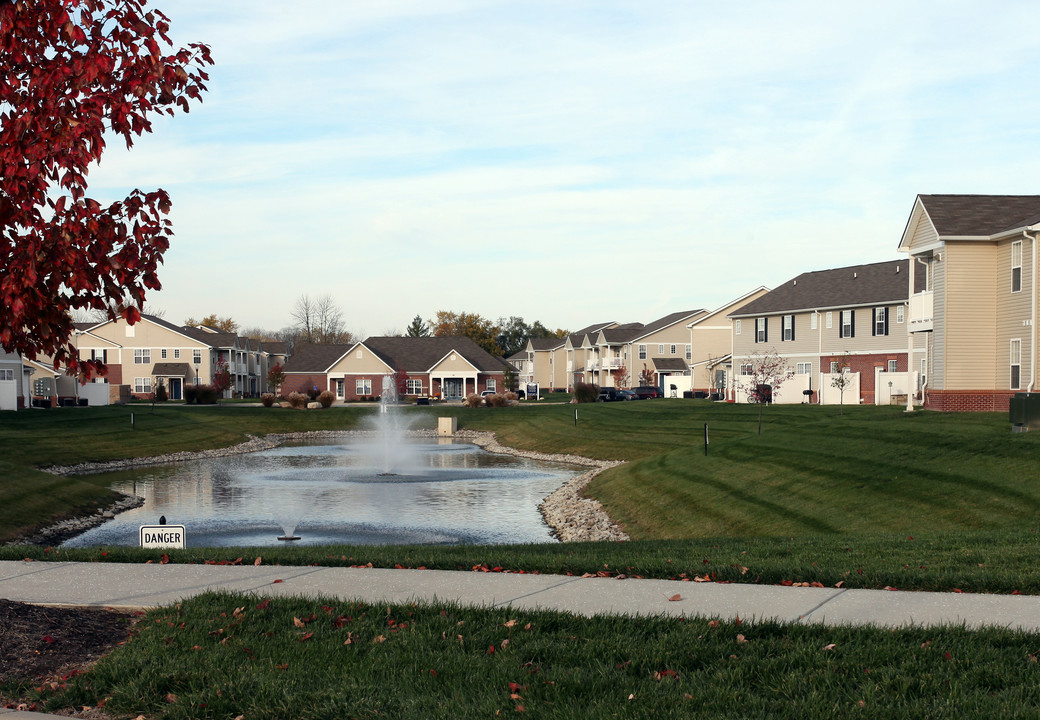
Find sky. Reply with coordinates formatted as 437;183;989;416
86;0;1040;338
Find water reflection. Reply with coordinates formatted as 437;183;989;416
63;439;579;548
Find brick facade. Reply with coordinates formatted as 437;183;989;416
821;352;907;404
924;390;1015;413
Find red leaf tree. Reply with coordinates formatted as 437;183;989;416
0;0;213;379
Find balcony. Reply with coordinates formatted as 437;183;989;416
909;291;933;332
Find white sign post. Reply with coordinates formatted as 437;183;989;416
139;525;186;549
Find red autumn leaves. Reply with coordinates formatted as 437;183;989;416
0;0;212;377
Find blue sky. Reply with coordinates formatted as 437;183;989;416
88;0;1040;337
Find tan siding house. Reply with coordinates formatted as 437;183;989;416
898;194;1040;411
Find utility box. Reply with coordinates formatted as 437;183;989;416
1010;392;1040;432
438;417;457;437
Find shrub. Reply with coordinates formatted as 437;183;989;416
464;393;482;408
260;393;276;407
574;382;599;403
184;385;198;404
504;391;518;402
317;390;335;408
307;385;321;401
287;392;308;409
486;393;508;407
195;384;220;404
153;381;168;402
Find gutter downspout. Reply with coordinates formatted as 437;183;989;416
906;258;915;412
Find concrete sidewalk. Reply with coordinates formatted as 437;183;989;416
4;560;1040;719
3;560;1040;631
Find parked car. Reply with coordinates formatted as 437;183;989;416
632;386;662;399
598;387;623;402
617;389;638;401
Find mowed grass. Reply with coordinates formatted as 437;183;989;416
18;591;1040;720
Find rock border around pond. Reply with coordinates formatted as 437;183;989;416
27;430;629;545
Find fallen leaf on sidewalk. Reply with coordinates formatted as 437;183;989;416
668;594;682;602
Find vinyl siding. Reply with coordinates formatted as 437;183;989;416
906;210;939;251
330;349;391;375
930;254;946;390
995;236;1035;390
943;242;996;389
431;353;480;373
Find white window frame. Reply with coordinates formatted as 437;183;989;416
896;306;904;324
685;344;692;360
810;313;818;330
829;361;839;374
406;378;423;395
1012;240;1023;293
193;349;202;365
826;312;833;329
669;344;677;355
840;310;854;338
735;319;741;335
134;348;151;364
486;378;497;392
638;344;647;360
134;377;152;393
658;344;665;355
335;379;345;398
740;363;753;376
1011;338;1022;390
874;307;887;337
0;369;13;381
888;360;898;373
160;348;167;359
356;378;373;396
756;317;767;343
796;362;811;374
174;348;181;359
782;315;794;341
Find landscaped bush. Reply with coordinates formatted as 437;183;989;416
260;393;276;407
195;384;220;404
573;382;599;403
317;390;335;408
153;382;168;402
464;393;482;408
486;393;508;407
504;391;518;402
287;392;308;409
183;385;198;404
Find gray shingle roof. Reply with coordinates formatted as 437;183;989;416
918;194;1040;237
731;260;923;317
152;362;191;377
283;337;511;374
652;358;688;371
282;344;352;373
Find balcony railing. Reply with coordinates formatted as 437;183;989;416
909;291;933;332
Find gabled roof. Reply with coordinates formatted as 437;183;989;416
363;336;511;373
282;344;353;373
567;322;616;347
152;362;191;377
652;357;688;372
688;287;770;327
731;260;923;317
528;337;565;352
598;312;703;344
914;194;1040;238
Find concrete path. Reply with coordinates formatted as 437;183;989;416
3;560;1040;631
4;560;1039;719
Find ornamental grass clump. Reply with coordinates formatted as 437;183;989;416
464;393;482;408
573;382;599;403
287;392;308;409
317;390;335;408
260;393;276;407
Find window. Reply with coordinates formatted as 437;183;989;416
888;360;898;373
782;315;795;341
810;313;818;330
486;378;497;392
638;344;647;359
1011;339;1022;390
161;348;167;359
0;369;13;381
658;344;665;355
134;348;150;364
406;379;423;395
335;379;344;398
356;378;373;395
735;320;741;335
669;344;677;355
839;310;855;338
826;312;833;329
740;363;753;376
134;377;152;393
755;317;767;343
174;349;181;359
1012;240;1023;293
192;349;202;365
796;362;811;374
685;344;692;360
896;306;904;324
829;361;839;374
90;349;107;363
872;307;888;337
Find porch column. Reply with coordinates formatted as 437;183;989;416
906;259;915;412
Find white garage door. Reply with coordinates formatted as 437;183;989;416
0;367;17;411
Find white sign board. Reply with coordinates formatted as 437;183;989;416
139;525;186;549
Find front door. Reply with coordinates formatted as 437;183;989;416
168;378;182;401
444;378;463;399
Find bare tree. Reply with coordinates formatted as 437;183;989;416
291;294;352;344
741;348;796;435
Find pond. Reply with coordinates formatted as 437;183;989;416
62;438;581;548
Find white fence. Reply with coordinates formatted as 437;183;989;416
79;383;111;406
874;370;919;405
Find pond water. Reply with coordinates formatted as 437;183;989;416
62;439;581;548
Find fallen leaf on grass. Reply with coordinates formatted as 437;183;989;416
654;669;680;680
256;599;270;610
300;632;314;642
293;617;306;628
823;644;836;651
736;634;747;644
253;557;262;566
708;620;720;628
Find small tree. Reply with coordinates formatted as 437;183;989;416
639;363;655;387
830;353;854;415
614;363;630;389
211;358;232;397
153;379;167;402
503;365;518;392
393;368;408;398
267;362;285;395
743;349;796;435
